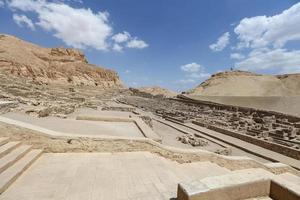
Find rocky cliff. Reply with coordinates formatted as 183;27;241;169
0;34;122;87
187;70;300;96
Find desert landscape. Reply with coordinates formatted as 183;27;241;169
0;1;300;199
0;34;299;200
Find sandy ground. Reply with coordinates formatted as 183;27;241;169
152;120;223;151
68;108;134;118
1;112;144;138
0;107;280;164
0;152;228;200
187;95;300;117
1;120;299;178
153;119;269;163
1;110;229;154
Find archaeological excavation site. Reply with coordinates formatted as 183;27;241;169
0;1;300;199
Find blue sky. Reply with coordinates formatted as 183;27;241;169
1;0;300;91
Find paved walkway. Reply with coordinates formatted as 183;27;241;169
0;152;230;200
0;114;144;138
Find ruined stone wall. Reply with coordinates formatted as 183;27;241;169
192;121;300;160
177;95;300;122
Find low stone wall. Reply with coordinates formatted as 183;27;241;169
76;115;162;142
177;169;300;200
192;121;300;160
0;117;299;177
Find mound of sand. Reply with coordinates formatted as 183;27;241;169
134;86;177;98
187;70;300;96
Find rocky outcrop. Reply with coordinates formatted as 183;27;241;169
187;70;300;96
0;34;122;87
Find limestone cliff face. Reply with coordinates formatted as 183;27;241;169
0;34;122;87
187;70;300;96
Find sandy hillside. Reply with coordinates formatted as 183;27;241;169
136;86;177;98
187;71;300;96
0;34;122;87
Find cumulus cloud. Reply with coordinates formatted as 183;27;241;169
209;32;230;52
9;0;112;50
0;0;5;7
126;38;148;49
234;2;300;49
112;31;131;43
7;0;148;51
112;31;148;51
230;53;245;60
13;14;35;30
235;48;300;74
231;2;300;74
179;62;210;84
188;72;211;79
180;62;201;73
112;43;123;52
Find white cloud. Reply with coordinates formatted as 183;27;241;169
235;48;300;74
8;0;148;51
112;31;131;43
189;72;211;79
112;31;148;51
179;62;210;84
126;38;148;49
59;0;83;3
12;14;35;30
125;70;130;74
180;62;201;73
209;32;230;52
112;43;123;52
9;0;112;50
230;53;245;60
0;0;5;7
231;2;300;74
234;2;300;49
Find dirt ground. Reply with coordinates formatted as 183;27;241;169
1;121;299;176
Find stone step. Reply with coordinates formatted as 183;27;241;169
0;149;43;194
278;173;300;185
150;154;230;183
176;162;230;182
0;138;9;146
0;142;21;159
0;145;32;174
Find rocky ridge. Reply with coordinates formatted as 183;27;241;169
0;34;127;117
0;34;122;87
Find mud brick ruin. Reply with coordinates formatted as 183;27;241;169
120;94;300;159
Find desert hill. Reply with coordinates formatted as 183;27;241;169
137;86;177;98
187;70;300;96
129;86;177;98
0;34;122;87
